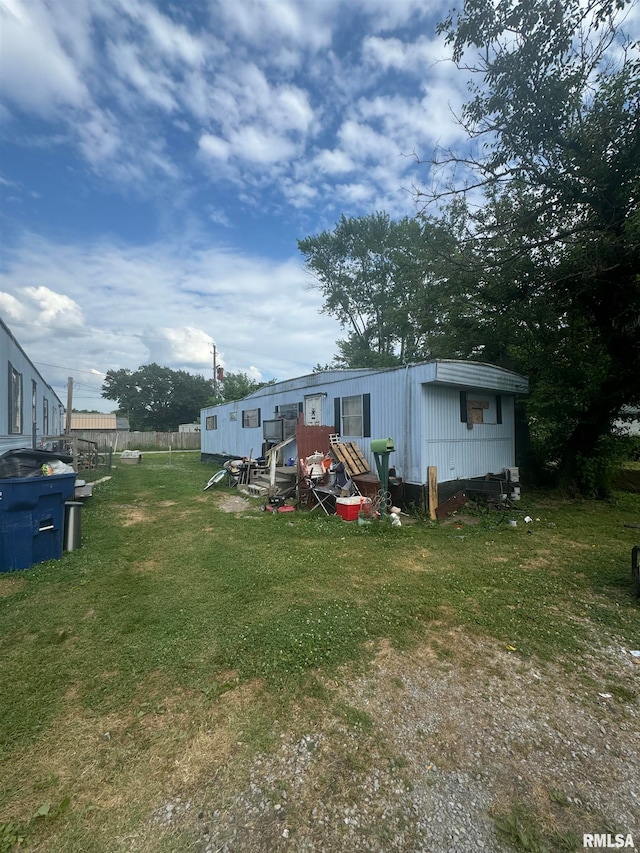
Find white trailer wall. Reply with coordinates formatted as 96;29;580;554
1;320;64;454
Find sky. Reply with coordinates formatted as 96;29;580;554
1;0;477;410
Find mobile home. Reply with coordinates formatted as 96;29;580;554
201;360;528;496
1;317;65;454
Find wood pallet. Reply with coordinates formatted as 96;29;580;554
330;441;370;476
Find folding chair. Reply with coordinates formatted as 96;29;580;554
309;482;339;515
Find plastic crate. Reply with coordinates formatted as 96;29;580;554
0;473;76;572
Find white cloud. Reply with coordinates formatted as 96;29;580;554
337;119;401;164
77;108;122;163
356;0;447;32
107;40;178;112
274;86;314;133
0;0;88;115
0;0;466;215
334;181;375;204
209;0;337;53
207;206;233;228
159;325;214;367
199;133;231;161
313;149;356;176
230;125;298;165
363;35;443;74
0;233;343;395
23;285;85;329
119;0;207;66
0;290;26;320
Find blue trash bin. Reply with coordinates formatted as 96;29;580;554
0;472;76;572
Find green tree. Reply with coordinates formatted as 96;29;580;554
298;213;433;367
101;363;213;431
217;371;274;403
421;0;640;494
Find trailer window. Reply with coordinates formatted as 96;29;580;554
8;363;23;434
242;408;260;428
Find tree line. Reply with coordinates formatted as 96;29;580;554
299;0;639;496
101;364;271;433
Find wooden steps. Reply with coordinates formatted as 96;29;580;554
240;466;297;498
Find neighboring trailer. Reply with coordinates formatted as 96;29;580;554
200;360;528;491
1;317;65;455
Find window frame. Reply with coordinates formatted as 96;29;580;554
8;363;23;435
334;393;371;438
341;394;363;437
242;408;261;428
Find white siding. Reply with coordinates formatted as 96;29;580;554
433;360;528;394
423;386;515;481
1;320;64;454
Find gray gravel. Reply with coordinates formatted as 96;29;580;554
154;635;640;852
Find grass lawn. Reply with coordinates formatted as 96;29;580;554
0;453;638;851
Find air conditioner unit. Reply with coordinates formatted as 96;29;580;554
504;467;520;483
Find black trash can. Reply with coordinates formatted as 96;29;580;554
64;501;83;551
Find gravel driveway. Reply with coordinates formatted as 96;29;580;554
158;632;639;852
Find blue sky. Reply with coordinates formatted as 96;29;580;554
1;0;472;410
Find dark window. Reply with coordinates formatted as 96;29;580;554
276;403;299;420
460;390;468;423
206;415;217;430
263;419;284;442
8;363;23;434
242;408;261;428
43;397;49;435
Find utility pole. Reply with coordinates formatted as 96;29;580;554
65;376;73;434
211;344;218;398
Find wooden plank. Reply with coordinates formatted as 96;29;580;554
435;490;467;520
428;466;438;521
331;441;370;476
344;443;369;474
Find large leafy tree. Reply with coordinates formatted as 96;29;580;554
298;213;434;367
420;0;640;494
102;363;213;431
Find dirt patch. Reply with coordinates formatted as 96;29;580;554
0;575;27;598
116;504;151;526
217;495;258;513
0;675;260;840
133;560;160;574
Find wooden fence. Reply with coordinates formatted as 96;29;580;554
71;431;201;451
